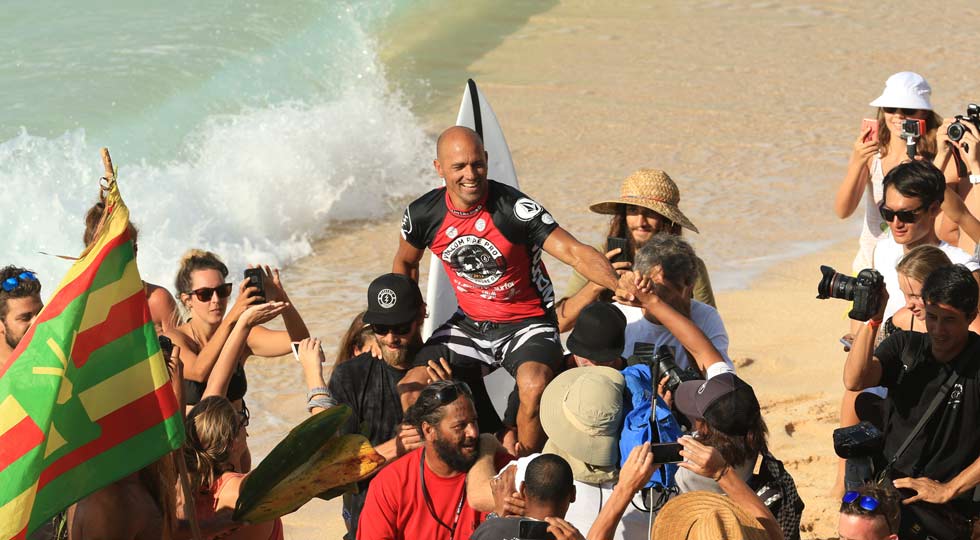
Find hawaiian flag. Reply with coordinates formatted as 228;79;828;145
0;179;183;539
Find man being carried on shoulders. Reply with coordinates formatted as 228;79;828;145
393;126;624;452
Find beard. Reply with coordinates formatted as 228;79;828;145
3;323;21;350
379;342;408;366
433;433;479;473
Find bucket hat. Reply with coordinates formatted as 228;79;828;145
869;71;933;111
540;366;624;467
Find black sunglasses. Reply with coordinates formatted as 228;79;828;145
879;202;926;224
882;107;923;116
371;321;414;336
188;283;233;302
434;382;473;405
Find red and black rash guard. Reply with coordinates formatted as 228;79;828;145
401;180;558;323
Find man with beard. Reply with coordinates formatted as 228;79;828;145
358;380;503;540
302;274;426;539
0;266;43;365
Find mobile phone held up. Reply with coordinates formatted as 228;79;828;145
290;341;301;361
518;519;553;540
651;442;684;464
606;236;631;264
861;118;879;144
243;268;266;304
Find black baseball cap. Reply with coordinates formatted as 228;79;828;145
566;302;627;363
674;373;761;436
363;273;423;326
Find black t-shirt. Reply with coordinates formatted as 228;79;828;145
875;330;980;481
328;352;408;539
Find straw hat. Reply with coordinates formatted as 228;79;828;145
652;492;769;540
589;169;699;233
539;366;624;467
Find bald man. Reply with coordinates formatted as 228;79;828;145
393;126;623;452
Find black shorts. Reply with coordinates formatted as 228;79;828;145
415;313;563;375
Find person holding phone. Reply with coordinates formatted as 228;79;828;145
833;72;955;275
557;168;714;332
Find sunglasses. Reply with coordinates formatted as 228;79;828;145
842;491;891;530
188;283;233;302
879;202;926;224
2;271;37;292
371;322;414;336
882;107;923;116
434;381;473;406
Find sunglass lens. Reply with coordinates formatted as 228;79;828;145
372;322;412;335
858;495;879;512
842;491;859;504
217;283;233;298
2;278;16;292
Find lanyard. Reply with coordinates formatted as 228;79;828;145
420;452;467;540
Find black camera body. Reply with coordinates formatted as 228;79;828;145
817;265;885;321
947;103;980;142
833;421;884;459
652;345;701;394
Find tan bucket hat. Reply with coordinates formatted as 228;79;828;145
539;366;624;467
589;168;699;233
652;492;769;540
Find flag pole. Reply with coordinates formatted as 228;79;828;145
172;349;203;540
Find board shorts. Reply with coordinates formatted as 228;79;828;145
415;312;563;375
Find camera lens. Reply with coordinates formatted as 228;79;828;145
817;265;856;301
948;122;966;142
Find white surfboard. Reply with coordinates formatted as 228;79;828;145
422;79;520;339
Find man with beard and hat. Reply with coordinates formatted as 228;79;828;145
357;380;511;540
0;266;43;365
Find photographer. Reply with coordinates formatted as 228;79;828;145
937;114;980;253
844;264;980;537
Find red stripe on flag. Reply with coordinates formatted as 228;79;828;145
0;230;132;378
38;383;178;490
70;291;151;368
0;416;44;474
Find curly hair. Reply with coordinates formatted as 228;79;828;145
0;266;41;320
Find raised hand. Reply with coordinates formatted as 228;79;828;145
677;436;729;480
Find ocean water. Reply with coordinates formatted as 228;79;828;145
0;0;434;295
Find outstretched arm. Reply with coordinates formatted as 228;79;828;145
392;237;425;282
543;227;620;293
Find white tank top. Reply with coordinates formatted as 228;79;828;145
853;155;886;273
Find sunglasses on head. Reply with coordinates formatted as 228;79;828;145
879;202;926;224
434;381;473;406
842;491;891;530
2;271;37;292
188;283;233;302
371;321;414;336
882;107;923;116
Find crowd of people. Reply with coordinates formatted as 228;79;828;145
5;70;980;540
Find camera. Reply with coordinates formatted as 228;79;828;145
947;103;980;142
833;421;884;459
651;345;701;394
816;265;885;321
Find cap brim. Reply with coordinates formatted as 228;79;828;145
674;379;707;422
539;367;623;467
588;199;699;234
566;334;623;364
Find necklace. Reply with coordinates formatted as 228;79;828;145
419;451;467;540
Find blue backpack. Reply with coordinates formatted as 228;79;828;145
619;363;684;488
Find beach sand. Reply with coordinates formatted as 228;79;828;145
241;1;980;538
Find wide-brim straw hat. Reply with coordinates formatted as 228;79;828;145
539;366;624;467
589;168;699;233
652;492;769;540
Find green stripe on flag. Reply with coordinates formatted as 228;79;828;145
70;322;158;393
87;240;135;293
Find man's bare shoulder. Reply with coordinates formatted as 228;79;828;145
70;477;162;540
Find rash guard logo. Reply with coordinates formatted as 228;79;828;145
514;198;542;221
442;235;507;286
400;208;413;239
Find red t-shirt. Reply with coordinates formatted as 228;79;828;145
401;181;559;323
357;448;512;540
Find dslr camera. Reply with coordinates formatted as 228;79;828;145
817;265;885;321
629;342;700;393
947;103;980;142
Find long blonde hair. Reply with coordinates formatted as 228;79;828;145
183;396;240;494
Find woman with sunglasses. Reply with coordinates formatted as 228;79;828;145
834;72;956;274
558;168;713;331
165;249;309;420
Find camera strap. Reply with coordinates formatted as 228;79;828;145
879;366;960;479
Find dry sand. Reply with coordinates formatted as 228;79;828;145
242;1;980;538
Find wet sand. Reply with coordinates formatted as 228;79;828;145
241;1;980;538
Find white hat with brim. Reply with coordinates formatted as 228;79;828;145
869;71;933;111
539;367;624;467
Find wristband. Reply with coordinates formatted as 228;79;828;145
713;465;730;482
866;319;882;329
970;174;980;185
307;386;330;401
307;395;336;413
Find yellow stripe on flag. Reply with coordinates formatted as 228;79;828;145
77;353;170;422
0;481;38;540
0;395;28;436
77;258;142;333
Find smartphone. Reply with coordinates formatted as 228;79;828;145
651;442;684;464
518;519;552;540
606;236;631;264
861;118;878;143
243;267;266;303
290;341;301;361
158;335;174;359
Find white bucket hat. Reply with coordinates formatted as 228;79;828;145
869;71;933;111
